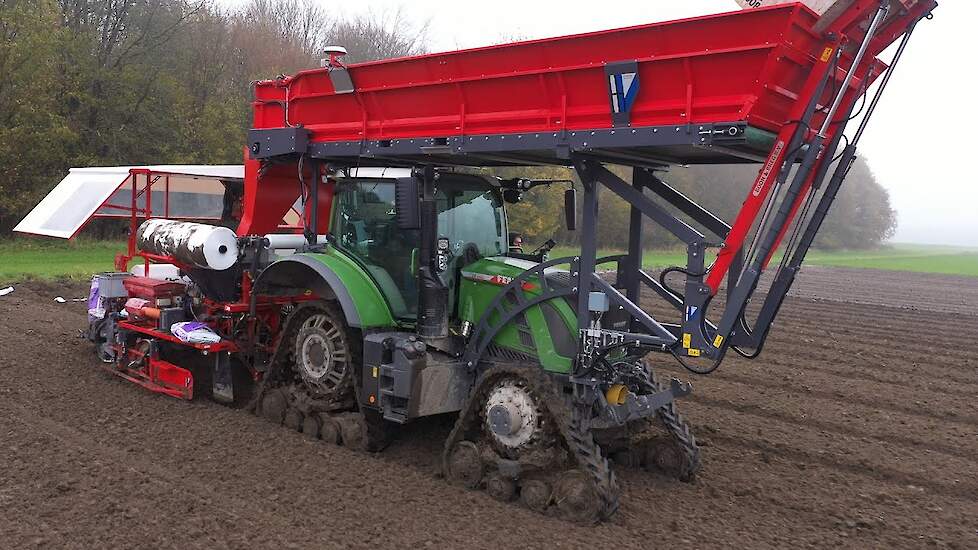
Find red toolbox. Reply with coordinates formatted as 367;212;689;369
123;277;187;307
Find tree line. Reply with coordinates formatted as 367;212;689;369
502;158;896;250
0;0;896;248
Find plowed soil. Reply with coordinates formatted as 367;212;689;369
1;268;976;549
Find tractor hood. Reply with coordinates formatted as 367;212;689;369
457;255;580;373
459;256;575;298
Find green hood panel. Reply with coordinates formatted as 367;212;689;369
459;257;578;374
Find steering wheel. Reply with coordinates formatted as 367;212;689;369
529;238;558;260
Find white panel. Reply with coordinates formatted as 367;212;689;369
14;165;244;239
14;168;132;238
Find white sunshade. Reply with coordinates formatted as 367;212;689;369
14;165;244;239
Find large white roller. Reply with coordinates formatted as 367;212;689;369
263;233;328;249
137;219;239;270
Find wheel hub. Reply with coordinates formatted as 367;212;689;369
487;402;522;436
484;379;541;452
293;311;350;396
299;332;333;380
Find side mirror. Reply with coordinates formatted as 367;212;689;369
395;177;421;230
502;188;522;204
564;188;577;231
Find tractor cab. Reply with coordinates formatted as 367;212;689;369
330;170;509;320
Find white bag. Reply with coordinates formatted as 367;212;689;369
171;321;222;344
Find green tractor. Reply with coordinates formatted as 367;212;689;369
251;166;699;522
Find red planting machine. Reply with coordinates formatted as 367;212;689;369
16;1;936;521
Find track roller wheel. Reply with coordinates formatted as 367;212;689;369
260;389;288;425
446;441;483;489
302;415;321;440
486;473;516;502
610;449;644;469
643;436;695;481
319;414;341;444
284;408;304;432
519;479;552;513
335;413;365;450
554;470;601;523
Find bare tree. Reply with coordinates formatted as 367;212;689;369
325;7;428;63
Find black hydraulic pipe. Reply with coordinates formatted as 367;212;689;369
417;166;449;340
818;2;890;136
717;132;826;349
853;20;918;144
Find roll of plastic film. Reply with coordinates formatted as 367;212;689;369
136;219;239;271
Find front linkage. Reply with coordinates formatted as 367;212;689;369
573;323;702;483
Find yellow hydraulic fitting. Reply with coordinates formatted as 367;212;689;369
605;384;629;406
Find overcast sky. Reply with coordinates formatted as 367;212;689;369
228;0;973;246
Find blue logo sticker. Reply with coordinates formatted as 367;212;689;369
609;71;639;115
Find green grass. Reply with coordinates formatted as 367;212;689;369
0;238;126;282
2;238;977;282
800;245;978;277
551;243;978;278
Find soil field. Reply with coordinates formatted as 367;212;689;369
1;268;976;549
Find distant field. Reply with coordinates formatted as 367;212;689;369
802;245;978;277
553;243;978;277
1;238;977;281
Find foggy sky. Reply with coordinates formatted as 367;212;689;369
226;0;974;246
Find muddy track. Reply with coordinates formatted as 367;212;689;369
1;268;977;549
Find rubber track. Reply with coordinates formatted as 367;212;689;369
649;367;702;481
248;301;392;452
442;363;620;521
247;303;320;412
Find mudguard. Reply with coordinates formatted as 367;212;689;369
254;248;396;329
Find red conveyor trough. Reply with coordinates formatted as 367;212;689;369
249;2;930;167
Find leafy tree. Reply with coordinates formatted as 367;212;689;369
0;0;74;232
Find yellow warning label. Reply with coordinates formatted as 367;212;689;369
682;333;691;349
688;348;701;358
820;47;834;62
713;335;724;348
372;366;379;378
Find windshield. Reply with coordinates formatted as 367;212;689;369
331;175;505;320
436;185;507;257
